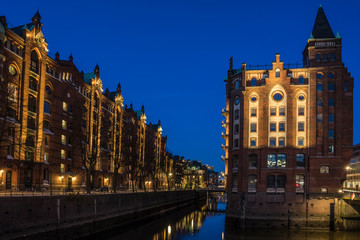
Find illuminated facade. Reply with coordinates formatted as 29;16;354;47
0;12;168;191
223;6;353;223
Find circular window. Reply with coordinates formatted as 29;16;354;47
8;65;17;76
235;98;240;105
250;96;257;102
316;73;323;79
298;95;305;101
45;85;52;94
272;93;283;101
328;73;334;79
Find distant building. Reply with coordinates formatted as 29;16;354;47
222;6;353;225
343;144;360;190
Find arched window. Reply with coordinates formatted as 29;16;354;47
316;54;321;62
29;77;38;91
251;78;257;86
30;51;39;73
235;80;240;89
28;95;37;113
320;165;330;173
248;175;257;192
298;76;304;84
249;154;257;168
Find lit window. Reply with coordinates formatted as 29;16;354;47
298;137;304;146
296;175;305;190
275;69;280;78
251;108;257;117
329;114;334;123
270;137;276;147
279;107;285;116
321;187;328;193
267;154;276;168
329;98;334;107
44;152;49;163
320;165;330;174
61;150;65;159
298;106;305;116
62;120;67;130
8;65;17;76
267;154;286;168
235;110;240;120
328;129;334;138
296;154;305;168
61;135;66;145
248;175;257;192
60;164;65;173
249;154;257;168
251;78;257;86
250;123;257;132
317;82;323;91
298;122;304;131
63;102;67;111
278;137;285;147
250;138;256;147
44;101;51;114
279;122;285;132
270;107;276;116
317;114;323;123
270;122;276;132
328;144;335;153
7;83;17;102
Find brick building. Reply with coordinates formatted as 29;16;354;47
223;6;354;226
0;12;168;192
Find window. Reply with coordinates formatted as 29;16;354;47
235;80;239;89
250;138;256;147
321;187;328;193
317;114;323;123
251;78;257;86
233;156;238;169
320;165;330;174
323;53;328;62
317;82;323;91
267;154;286;168
298;106;304;116
317;73;323;79
298;137;304;146
250;96;257;102
270;122;276;132
329;114;334;123
44;136;49;146
316;54;321;62
62;120;67;130
298;122;304;131
44;169;49;181
329;82;335;91
296;154;305;168
234;124;239;134
317;99;323;107
275;69;280;78
270;137;276;147
329;98;334;107
250;123;257;132
28;95;37;113
68;136;72;145
8;127;15;138
235;97;240;105
232;176;238;189
279;122;285;132
296;175;305;191
45;85;52;94
30;51;39;73
298;76;304;84
235;110;240;120
328;129;334;138
44;152;49;164
7;145;14;157
8;65;17;76
44;120;51;131
68;150;72;159
61;150;65;159
234;139;239;148
344;81;349;92
270;107;276;116
330;53;335;62
60;164;65;173
44;101;51;114
249;154;257;168
279;107;285;116
69;105;72;113
267;154;276;168
278;137;285;147
328;144;335;153
251;108;257;117
273;93;283;101
27;116;36;130
328;72;334;79
298;95;305;101
29;77;38;92
248;175;257;192
61;135;66;145
7;83;17;102
63;102;67;111
267;175;286;192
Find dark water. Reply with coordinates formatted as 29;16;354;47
101;194;359;240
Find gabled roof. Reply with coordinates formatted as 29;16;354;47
312;6;335;39
106;91;117;101
149;124;159;131
10;23;34;38
83;72;95;84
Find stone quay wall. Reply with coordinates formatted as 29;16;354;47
0;190;207;239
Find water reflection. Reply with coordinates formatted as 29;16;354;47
102;194;359;240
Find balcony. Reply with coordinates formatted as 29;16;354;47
221;108;228;116
221;120;228;128
221;144;228;151
221;132;228;139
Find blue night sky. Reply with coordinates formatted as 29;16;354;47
1;1;359;172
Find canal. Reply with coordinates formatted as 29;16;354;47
91;193;360;240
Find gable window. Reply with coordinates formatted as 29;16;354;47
249;154;257;168
344;81;349;92
296;154;305;168
298;106;305;116
235;80;239;89
234;139;239;148
235;97;240;105
270;107;276;116
250;123;257;132
234;124;239;134
251;78;257;86
275;69;280;78
298;76;304;84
